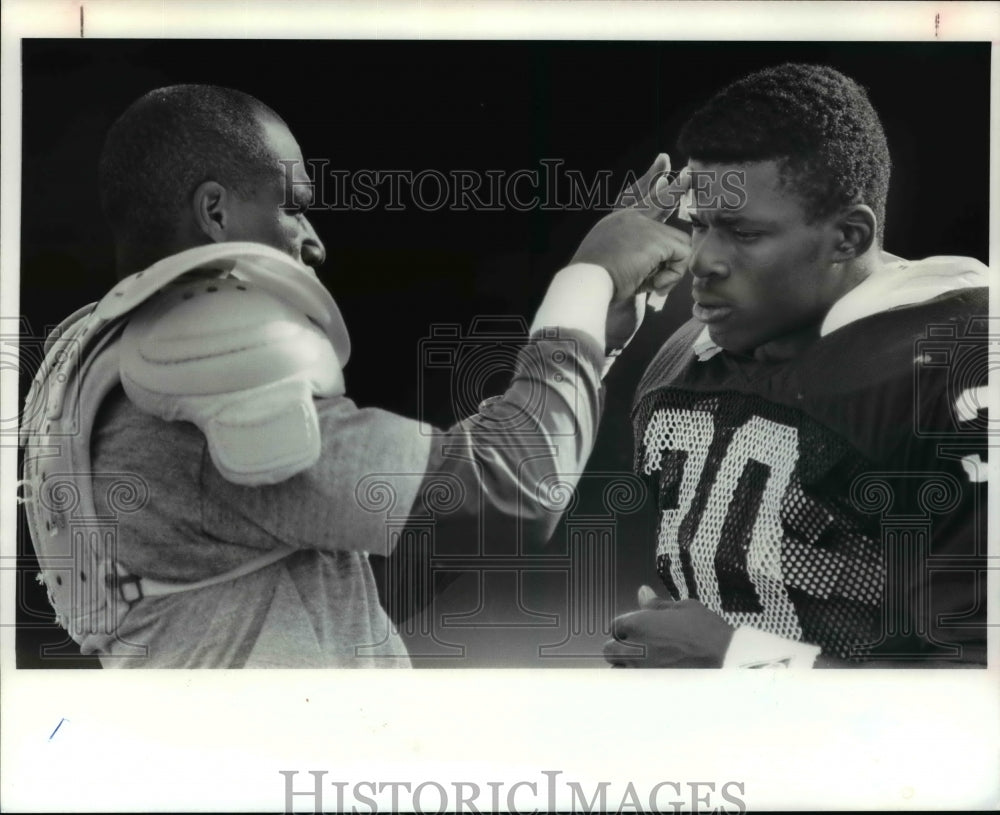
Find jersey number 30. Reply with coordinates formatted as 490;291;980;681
643;408;805;640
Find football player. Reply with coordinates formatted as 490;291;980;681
20;84;690;668
603;64;989;668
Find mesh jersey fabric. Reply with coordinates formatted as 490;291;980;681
632;284;989;664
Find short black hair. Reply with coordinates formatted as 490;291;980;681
678;63;891;244
98;84;286;245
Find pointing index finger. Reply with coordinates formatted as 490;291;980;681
614;153;670;210
636;165;691;224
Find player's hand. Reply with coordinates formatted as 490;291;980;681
603;588;735;668
573;154;691;350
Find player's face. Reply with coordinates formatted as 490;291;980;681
222;116;326;269
686;159;849;355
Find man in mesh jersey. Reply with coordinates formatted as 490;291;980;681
603;64;989;668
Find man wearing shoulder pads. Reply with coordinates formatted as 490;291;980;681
20;84;690;668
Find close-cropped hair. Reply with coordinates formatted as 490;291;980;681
678;63;891;244
98;84;285;246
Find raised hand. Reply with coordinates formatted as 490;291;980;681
571;155;692;351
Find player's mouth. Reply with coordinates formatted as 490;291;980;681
692;297;734;324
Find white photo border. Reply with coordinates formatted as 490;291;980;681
2;2;998;812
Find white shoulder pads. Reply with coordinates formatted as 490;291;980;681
19;243;345;648
120;276;346;486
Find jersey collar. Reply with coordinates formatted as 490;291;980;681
692;252;989;362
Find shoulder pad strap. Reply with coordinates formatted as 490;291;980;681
21;323;140;651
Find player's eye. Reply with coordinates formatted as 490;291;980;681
732;229;762;242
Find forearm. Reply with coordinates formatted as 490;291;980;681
530;263;613;350
381;323;606;623
412;263;610;543
416;324;605;549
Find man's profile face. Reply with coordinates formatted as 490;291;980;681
221;115;326;269
686;159;848;355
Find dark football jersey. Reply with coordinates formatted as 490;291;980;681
632;286;989;664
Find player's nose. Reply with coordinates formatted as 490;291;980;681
688;231;729;280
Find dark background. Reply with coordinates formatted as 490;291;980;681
16;40;990;667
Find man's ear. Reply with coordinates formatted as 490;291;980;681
831;204;877;262
191;180;230;242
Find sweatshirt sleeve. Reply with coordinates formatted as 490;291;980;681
380;326;606;622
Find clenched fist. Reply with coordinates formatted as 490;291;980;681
573;154;692;352
531;154;692;356
572;208;690;303
604;592;735;669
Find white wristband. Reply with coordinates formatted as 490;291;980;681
722;627;821;669
530;263;613;350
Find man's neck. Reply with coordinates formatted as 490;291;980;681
115;234;208;279
750;251;884;363
751;323;823;363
